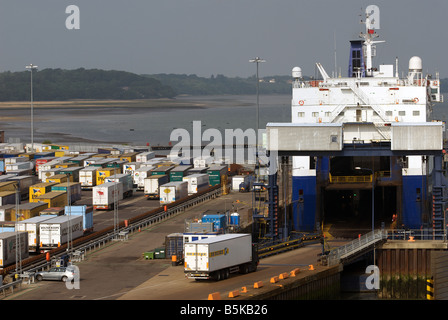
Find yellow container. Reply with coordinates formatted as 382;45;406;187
96;168;121;186
11;202;49;221
29;182;58;202
0;181;18;192
55;163;77;169
120;152;138;163
46;174;71;183
55;150;68;157
32;191;68;209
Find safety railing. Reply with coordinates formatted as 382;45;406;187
329;173;373;183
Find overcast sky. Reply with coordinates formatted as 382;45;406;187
0;0;446;78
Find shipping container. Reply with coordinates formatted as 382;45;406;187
32;191;68;209
45;174;70;184
0;231;29;267
92;182;123;210
207;165;228;186
35;156;56;173
39;167;62;181
65;205;94;233
40;207;65;216
0;181;18;193
16;215;58;252
119;152;139;163
123;162;141;177
144;175;169;199
232;175;250;191
0;191;16;206
201;214;227;232
159;181;188;205
187;167;208;175
29;182;58;202
7;176;35;200
96;168;121;186
136;151;155;163
170;165;192;182
0;204;15;221
184;234;258;280
105;174;133;198
193;156;214;168
67;155;90;165
4;157;28;165
58;167;83;182
79;167;98;190
51;182;82;203
105;160;127;170
183;174;209;195
151;165;175;177
39;215;83;248
165;233;184;262
11;202;49;221
133;166;153;190
0;159;4;173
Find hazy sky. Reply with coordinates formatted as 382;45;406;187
0;0;446;78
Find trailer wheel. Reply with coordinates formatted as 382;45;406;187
212;271;221;281
223;269;230;279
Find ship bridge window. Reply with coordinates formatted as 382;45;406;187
312;112;319;117
431;88;438;94
413;111;420;116
298;112;305;118
325;112;331;117
399;111;406;116
386;111;393;116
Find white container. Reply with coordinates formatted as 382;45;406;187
79;167;98;189
193;156;214;168
182;173;209;195
144;175;169;199
123;162;141;176
133;166;153;190
5;162;34;172
232;175;249;191
4;157;28;165
136;152;155;163
184;233;257;280
16;215;58;251
0;231;29;267
40;168;62;182
159;181;188;205
39;215;83;248
92;182;123;210
105;174;133;198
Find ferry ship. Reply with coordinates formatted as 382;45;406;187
266;7;445;238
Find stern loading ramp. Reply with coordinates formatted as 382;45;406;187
262;122;447;241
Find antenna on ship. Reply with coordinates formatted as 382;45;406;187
359;5;384;77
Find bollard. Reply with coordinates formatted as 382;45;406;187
208;292;221;300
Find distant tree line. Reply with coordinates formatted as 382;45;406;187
0;68;177;101
145;74;293;95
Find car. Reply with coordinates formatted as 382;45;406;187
35;266;77;282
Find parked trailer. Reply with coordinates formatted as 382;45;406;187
136;151;155;163
170;165;192;182
232;175;251;191
0;231;29;267
133;166;153;190
123;162;141;177
39;168;62;182
79;167;98;190
159;181;188;205
183;174;209;195
92;182;123;210
105;174;133;198
39;215;83;249
51;182;82;203
11;202;49;221
96;168;121;186
32;191;68;209
7;175;35;200
16;215;58;252
0;191;16;206
65;205;93;233
0;204;15;221
184;233;258;281
207;165;228;186
29;182;58;202
144;175;169;199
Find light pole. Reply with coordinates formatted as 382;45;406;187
25;64;38;152
249;57;266;181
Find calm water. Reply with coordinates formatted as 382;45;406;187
2;94;447;146
0;95;292;146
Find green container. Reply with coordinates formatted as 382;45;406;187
143;251;155;260
154;247;166;259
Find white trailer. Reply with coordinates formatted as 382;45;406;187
184;233;258;281
159;181;188;205
79;167;98;190
232;175;250;191
144;175;169;199
92;182;123;210
193;156;214;168
16;215;58;252
134;166;153;190
38;215;83;249
136;151;155;163
105;174;134;198
0;232;29;267
182;174;209;195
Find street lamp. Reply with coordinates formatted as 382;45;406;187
249;57;266;182
25;64;38;152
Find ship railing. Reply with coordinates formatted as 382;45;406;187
328;173;373;183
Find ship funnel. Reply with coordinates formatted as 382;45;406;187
292;67;302;79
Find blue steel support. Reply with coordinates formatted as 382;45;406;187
432;155;447;238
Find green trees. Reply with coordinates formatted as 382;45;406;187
0;68;176;101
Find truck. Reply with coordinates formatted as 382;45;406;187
159;181;188;205
38;215;83;249
184;233;258;281
0;231;29;267
133;166;153;190
16;215;58;252
105;174;134;198
92;182;123;210
79;167;98;190
232;175;253;192
183;174;209;195
144;175;169;199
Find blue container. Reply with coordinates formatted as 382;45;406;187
201;214;226;231
34;152;55;159
65;205;94;232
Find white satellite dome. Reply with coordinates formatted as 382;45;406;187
292;66;302;79
409;56;422;72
